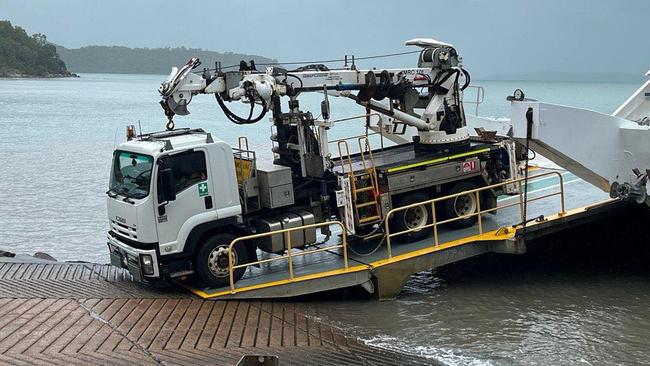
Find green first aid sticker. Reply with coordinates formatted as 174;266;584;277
198;182;209;197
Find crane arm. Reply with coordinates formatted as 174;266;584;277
158;39;472;148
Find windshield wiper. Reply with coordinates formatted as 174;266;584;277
108;186;134;199
107;186;144;204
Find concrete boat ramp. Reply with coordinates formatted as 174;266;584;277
0;258;437;365
1;168;644;365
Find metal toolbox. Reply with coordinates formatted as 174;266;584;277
252;210;316;253
256;164;294;208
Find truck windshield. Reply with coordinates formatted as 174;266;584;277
109;151;153;199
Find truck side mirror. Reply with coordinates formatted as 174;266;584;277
159;167;176;202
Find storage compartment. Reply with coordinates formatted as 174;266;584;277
252;210;316;253
256;164;294;209
265;184;294;208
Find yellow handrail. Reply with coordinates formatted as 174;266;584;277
227;221;349;294
336;140;354;175
355;136;381;205
383;171;566;259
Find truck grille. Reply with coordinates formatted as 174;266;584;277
110;220;138;240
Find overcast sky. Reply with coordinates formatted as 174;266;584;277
2;0;648;79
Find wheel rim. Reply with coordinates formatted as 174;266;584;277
404;205;428;231
207;245;237;278
453;193;477;218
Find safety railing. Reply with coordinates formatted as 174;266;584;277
327;113;387;150
336;140;355;174
227;221;349;293
463;85;485;116
327;112;384;125
330;132;384;152
383;171;566;259
233;136;256;184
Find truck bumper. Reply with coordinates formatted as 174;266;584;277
107;234;161;281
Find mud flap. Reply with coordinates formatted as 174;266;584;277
482;189;498;215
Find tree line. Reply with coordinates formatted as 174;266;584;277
0;20;72;77
56;45;278;75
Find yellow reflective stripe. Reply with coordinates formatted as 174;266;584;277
386;147;492;173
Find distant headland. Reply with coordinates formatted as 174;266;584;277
56;45;277;75
0;20;77;78
1;19;277;78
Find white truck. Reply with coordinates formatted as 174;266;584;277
107;39;523;287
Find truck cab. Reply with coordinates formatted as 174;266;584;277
107;128;242;283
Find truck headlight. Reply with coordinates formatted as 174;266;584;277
141;254;154;275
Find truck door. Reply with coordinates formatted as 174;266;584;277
155;148;213;252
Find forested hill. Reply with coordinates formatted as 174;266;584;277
0;20;75;77
56;45;278;75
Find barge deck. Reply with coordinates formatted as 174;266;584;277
178;168;631;300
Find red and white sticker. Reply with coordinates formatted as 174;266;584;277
462;160;478;173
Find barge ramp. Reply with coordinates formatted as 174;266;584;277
181;168;633;300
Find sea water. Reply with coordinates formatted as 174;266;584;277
0;74;647;365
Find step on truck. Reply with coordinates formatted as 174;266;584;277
106;38;524;287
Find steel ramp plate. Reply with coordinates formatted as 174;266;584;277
177;169;609;300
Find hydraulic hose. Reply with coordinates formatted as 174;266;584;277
214;90;268;125
459;68;471;91
521;107;534;241
431;68;471;92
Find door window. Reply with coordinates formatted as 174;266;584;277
160;151;207;196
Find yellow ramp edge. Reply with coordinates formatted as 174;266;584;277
180;264;370;299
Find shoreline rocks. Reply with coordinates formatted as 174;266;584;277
0;250;15;258
0;70;79;78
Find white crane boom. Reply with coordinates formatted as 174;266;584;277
158;40;473;150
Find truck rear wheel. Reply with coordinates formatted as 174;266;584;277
442;181;479;229
390;192;432;243
195;233;249;288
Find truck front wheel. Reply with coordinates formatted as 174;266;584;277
195;233;249;288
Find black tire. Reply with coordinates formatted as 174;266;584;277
442;181;480;229
390;191;432;243
195;233;249;288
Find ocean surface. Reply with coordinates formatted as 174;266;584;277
1;73;648;365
